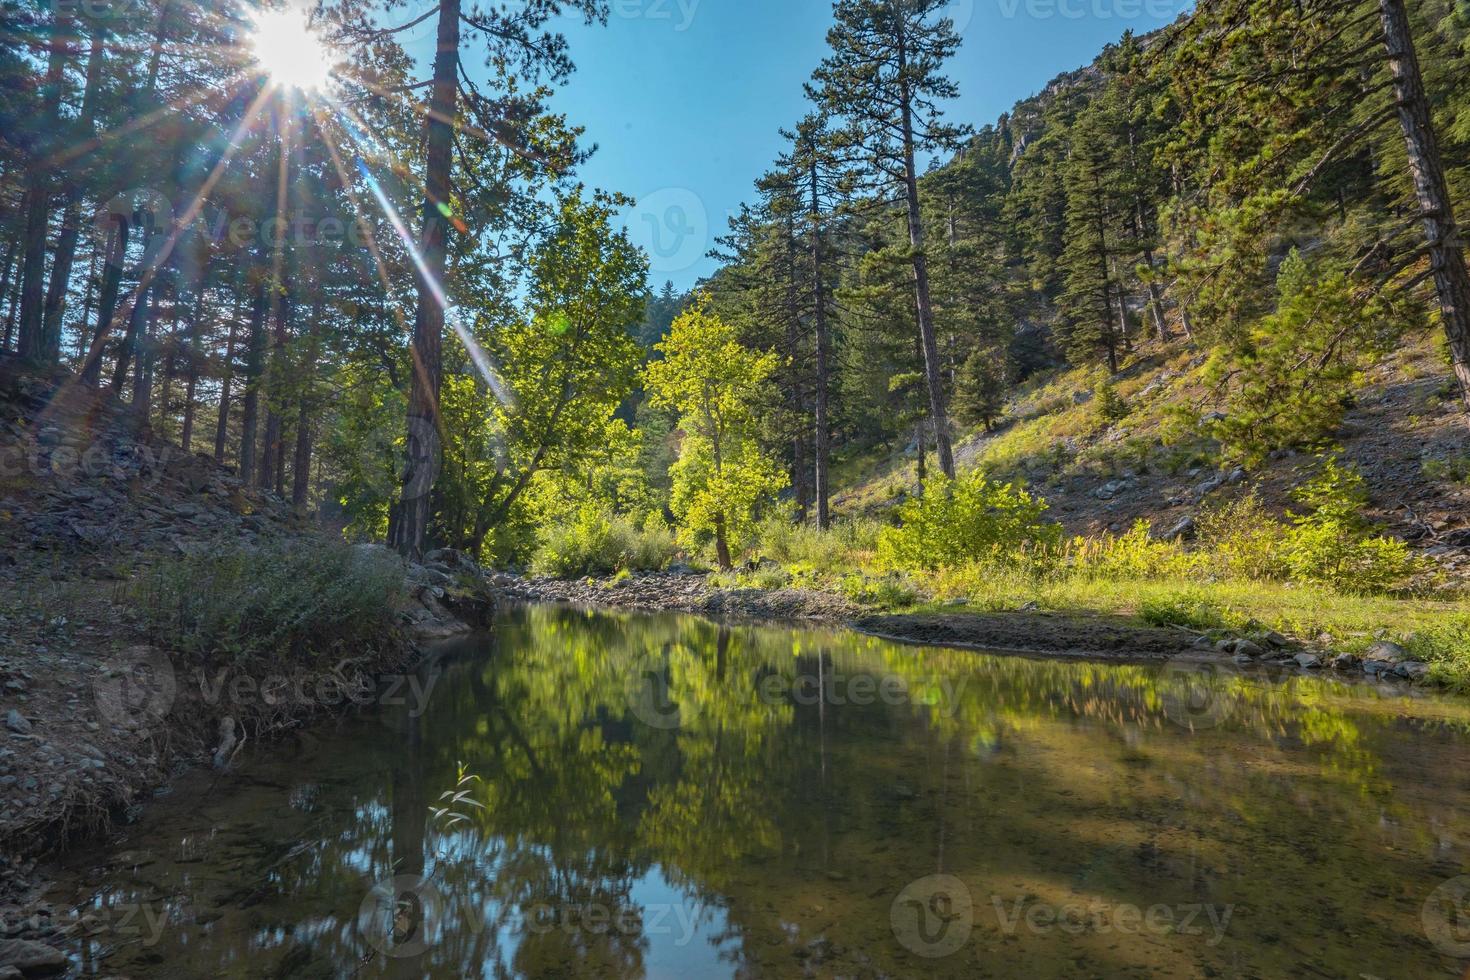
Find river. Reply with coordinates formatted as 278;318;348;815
50;604;1470;977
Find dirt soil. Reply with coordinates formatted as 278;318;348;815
0;361;492;966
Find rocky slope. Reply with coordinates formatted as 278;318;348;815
0;357;493;951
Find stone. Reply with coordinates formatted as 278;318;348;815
1364;640;1409;663
1232;639;1265;658
1261;631;1288;648
3;710;30;735
1329;652;1359;671
0;938;66;975
1155;515;1196;541
1362;660;1393;676
1394;661;1430;681
1293;652;1321;669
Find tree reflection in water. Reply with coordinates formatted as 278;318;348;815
58;604;1470;978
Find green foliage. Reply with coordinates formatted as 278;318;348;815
877;472;1060;571
1093;382;1129;426
1066;522;1203;580
530;506;675;579
952;349;1008;431
1196;493;1291;580
1138;589;1229;631
839;571;919;610
1422;453;1470;485
131;538;405;662
1205;252;1406;467
1282;458;1421;593
645;297;789;565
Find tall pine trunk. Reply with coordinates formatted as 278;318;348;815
238;279;267;479
1378;0;1470;412
809;155;832;528
392;0;460;556
896;25;954;479
16;10;73;361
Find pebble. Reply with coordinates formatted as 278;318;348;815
3;710;30;735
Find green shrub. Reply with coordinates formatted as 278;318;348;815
1138;589;1230;631
1066;522;1204;580
1281;458;1421;594
132;537;405;662
1094;382;1130;425
840;571;918;609
755;515;879;569
531;506;675;578
1196;492;1290;580
877;472;1061;571
1422;453;1470;485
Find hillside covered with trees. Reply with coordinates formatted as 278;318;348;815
2;0;1470;679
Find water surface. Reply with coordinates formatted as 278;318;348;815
55;604;1470;977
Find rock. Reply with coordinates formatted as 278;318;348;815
1329;652;1359;671
1192;636;1216;650
0;938;66;975
1155;515;1196;541
1260;631;1288;648
1094;479;1129;500
1293;652;1321;669
1364;640;1409;663
1226;467;1246;484
1394;661;1430;681
1072;390;1093;405
1233;654;1254;665
1362;660;1393;676
1232;639;1265;658
4;710;30;735
943;598;969;607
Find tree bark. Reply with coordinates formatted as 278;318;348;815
213;295;244;464
781;215;809;522
80;215;128;385
238;279;268;480
809;153;832;528
1378;0;1470;412
39;28;105;364
15;9;74;361
392;0;460;556
895;23;955;479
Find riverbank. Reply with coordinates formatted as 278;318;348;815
494;570;1452;680
0;369;495;971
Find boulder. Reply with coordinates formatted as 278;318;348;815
1364;640;1409;663
0;939;66;976
1394;661;1430;681
1293;652;1321;669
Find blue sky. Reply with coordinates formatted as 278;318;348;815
481;0;1195;290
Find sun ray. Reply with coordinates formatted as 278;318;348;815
333;113;515;409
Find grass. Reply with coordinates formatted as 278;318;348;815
130;536;406;663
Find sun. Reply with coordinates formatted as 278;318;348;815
250;8;336;92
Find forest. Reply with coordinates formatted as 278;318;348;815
2;0;1469;648
8;2;1470;977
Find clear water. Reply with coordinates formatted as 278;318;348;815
52;604;1470;977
